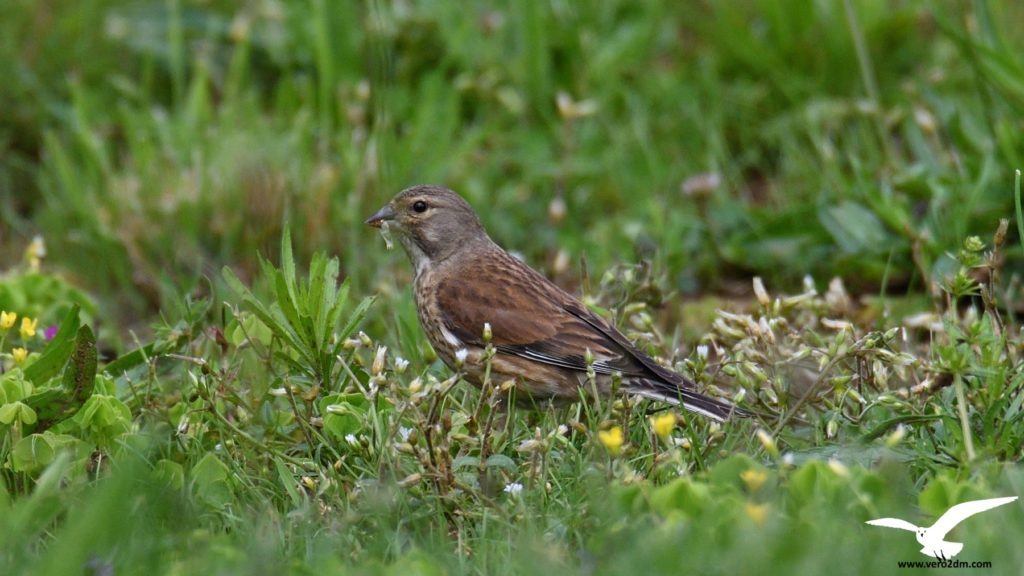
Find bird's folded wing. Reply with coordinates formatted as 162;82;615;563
865;518;919;531
437;256;644;376
930;497;1018;539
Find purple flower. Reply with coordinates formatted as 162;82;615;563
45;325;58;340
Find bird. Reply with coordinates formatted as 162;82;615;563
866;496;1018;559
365;184;751;422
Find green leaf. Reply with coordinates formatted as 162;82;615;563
818;201;890;254
102;342;156;376
10;432;84;473
25;325;99;430
11;433;55;472
649;477;709;516
280;227;298;304
154;459;185;491
74;395;131;442
707;453;762;489
229;312;273;347
275;459;304;508
452;455;480;470
191;453;233;509
62;325;97;402
320;393;368;440
332;296;376;358
0;401;37;425
919;474;966;518
485;454;517;472
23;305;80;385
0;369;33;403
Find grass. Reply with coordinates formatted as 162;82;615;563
2;0;1024;573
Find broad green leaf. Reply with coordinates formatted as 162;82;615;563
0;401;37;425
320;393;368;440
818;201;890;254
649;477;710;516
23;305;80;385
11;432;82;473
62;325;97;403
452;455;480;470
11;433;55;472
191;453;233;509
154;459;185;491
485;454;517;472
26;326;99;430
1;370;33;403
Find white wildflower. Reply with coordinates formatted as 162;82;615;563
394;357;409;374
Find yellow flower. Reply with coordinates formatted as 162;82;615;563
745;502;769;526
650;413;676;440
598;426;624;456
12;347;28;364
0;311;15;330
740;469;768;493
20;317;38;339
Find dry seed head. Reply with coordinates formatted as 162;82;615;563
884;424;906;448
752;277;770;306
681;172;721;197
548;196;566;223
827;459;849;478
756;429;779;458
825;278;851;312
913;106;936;134
372;346;387;376
398;473;422;488
994;218;1009;248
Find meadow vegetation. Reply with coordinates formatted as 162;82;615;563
2;1;1024;573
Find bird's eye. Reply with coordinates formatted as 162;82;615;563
412;200;428;213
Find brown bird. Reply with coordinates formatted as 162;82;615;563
366;185;751;422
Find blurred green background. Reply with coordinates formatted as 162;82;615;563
4;0;1024;333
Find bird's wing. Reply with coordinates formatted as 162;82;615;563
865;518;919;532
437;252;647;377
437;251;752;421
929;497;1018;539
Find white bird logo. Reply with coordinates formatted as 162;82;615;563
866;496;1017;559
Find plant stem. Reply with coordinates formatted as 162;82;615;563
953;374;976;461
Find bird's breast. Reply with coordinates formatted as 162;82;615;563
413;268;462;368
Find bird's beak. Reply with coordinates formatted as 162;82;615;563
365;204;396;228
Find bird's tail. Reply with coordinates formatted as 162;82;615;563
625;378;753;422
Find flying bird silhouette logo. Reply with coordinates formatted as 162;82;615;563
866;496;1018;559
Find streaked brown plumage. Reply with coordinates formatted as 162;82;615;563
366;185;750;422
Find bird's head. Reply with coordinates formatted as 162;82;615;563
366;185;489;269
